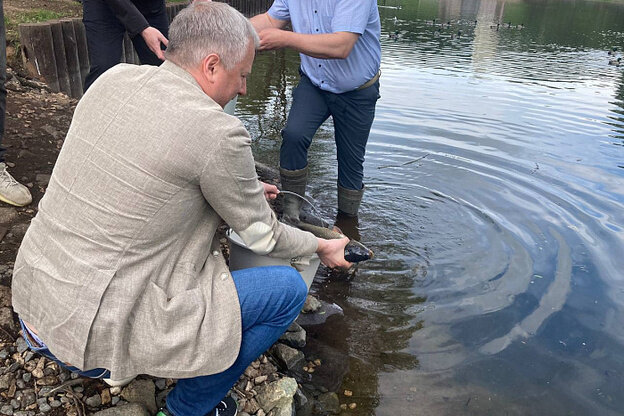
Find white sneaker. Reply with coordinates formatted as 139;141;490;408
0;162;32;207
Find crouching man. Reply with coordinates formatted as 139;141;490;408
11;2;350;415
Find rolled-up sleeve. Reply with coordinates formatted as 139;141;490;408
199;117;317;259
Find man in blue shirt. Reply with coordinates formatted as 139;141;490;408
251;0;381;219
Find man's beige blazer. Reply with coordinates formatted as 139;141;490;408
11;61;317;379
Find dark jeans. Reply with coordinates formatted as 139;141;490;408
82;0;169;91
0;0;7;162
280;72;380;191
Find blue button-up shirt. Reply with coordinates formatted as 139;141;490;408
268;0;381;94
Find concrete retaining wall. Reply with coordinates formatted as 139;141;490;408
18;1;273;99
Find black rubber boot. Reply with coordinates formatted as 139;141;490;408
337;184;364;217
279;166;308;223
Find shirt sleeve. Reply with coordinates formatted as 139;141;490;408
105;0;150;37
331;0;373;34
199;114;318;260
267;0;291;21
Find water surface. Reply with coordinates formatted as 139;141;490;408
238;0;624;414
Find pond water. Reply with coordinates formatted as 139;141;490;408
237;0;624;414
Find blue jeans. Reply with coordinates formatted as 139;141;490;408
21;265;307;416
280;72;380;191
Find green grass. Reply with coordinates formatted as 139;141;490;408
5;9;69;43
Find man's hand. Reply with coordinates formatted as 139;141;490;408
141;26;169;60
258;28;289;51
262;182;280;201
316;237;352;269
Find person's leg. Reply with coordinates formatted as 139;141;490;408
165;265;307;416
329;81;380;216
131;0;168;66
279;74;329;221
0;1;31;206
280;74;329;171
0;0;7;162
82;0;126;91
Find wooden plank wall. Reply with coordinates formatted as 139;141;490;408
17;1;272;99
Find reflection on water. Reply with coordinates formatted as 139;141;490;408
239;0;624;414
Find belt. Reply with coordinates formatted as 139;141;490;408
356;69;381;90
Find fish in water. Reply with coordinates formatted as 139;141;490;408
296;221;374;263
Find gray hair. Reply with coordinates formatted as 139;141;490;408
165;1;260;70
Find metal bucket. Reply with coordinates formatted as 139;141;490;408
227;229;320;290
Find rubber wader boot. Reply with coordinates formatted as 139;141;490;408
280;166;308;223
337;184;364;217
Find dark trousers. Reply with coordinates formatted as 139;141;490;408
82;0;169;91
0;0;7;162
280;72;380;191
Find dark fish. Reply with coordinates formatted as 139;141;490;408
296;221;374;263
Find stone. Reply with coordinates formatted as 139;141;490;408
0;208;18;225
111;396;120;406
38;403;51;413
0;307;14;329
49;400;61;409
315;392;340;415
301;295;321;313
101;389;111;405
121;379;157;414
23;352;34;363
35;375;58;386
16;338;28;354
294;389;308;409
35;174;51;187
85;394;102;407
154;378;166;391
8;224;30;241
0;349;8;359
270;344;304;372
278;329;306;349
255;377;298;413
0;374;12;390
110;386;122;396
242;398;260;414
273;400;294;416
92;403;150;416
0;286;11;307
0;404;13;415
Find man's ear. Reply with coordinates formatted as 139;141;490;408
202;53;221;82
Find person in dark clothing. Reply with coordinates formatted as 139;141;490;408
82;0;169;91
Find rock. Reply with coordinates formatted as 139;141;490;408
296;301;344;326
315;392;340;415
0;349;8;359
121;379;157;414
0;374;12;390
110;386;122;396
302;295;321;313
270;344;304;372
35;375;58;386
255;377;297;413
16;338;28;354
294;388;308;409
0;404;13;415
38;403;51;413
8;223;30;241
49;400;61;408
101;389;111;405
92;403;150;416
85;393;102;407
0;208;18;225
242;398;260;414
35;174;51;186
0;286;11;307
0;307;14;329
278;328;306;349
111;396;120;405
154;378;166;391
